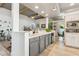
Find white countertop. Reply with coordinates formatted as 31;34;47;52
28;30;55;39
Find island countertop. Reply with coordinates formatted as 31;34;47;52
28;30;55;39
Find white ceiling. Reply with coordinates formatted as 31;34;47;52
23;3;60;18
59;3;79;13
23;3;79;19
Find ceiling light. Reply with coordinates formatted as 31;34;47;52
70;3;75;6
35;6;39;9
41;11;44;14
45;14;48;17
52;8;56;11
31;16;34;19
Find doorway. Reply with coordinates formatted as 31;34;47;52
57;20;65;46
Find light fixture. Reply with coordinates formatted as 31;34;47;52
70;3;75;6
35;6;39;9
41;11;44;14
52;8;56;11
31;16;35;19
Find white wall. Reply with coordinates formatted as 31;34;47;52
19;14;37;31
0;8;12;31
36;18;46;29
11;32;25;56
57;20;64;30
53;20;64;31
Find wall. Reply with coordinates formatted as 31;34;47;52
36;18;46;30
11;32;25;56
0;8;12;32
53;20;64;31
19;14;37;31
57;20;64;30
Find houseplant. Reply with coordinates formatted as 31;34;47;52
45;20;53;32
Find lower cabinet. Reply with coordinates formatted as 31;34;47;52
45;34;49;48
29;37;39;56
39;35;45;53
48;34;52;45
29;33;53;56
51;33;54;43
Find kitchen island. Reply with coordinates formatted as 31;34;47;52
25;30;55;56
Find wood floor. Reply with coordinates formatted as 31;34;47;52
40;39;79;56
0;41;10;56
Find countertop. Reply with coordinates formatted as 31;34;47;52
28;30;55;39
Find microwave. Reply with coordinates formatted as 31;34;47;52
67;21;79;28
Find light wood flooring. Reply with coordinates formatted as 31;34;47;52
0;41;10;56
40;38;79;56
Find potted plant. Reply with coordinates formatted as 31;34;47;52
45;20;53;32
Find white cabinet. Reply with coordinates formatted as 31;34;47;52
72;33;79;47
65;33;79;48
65;33;72;46
65;12;79;48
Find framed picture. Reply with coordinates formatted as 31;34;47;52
41;24;46;28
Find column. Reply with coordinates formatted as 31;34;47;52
11;3;25;56
12;3;19;32
46;17;49;28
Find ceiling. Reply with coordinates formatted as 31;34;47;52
20;3;79;20
59;3;79;13
23;3;60;18
0;3;11;10
0;3;79;20
20;4;45;20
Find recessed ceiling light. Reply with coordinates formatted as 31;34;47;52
31;16;34;19
52;8;56;11
45;14;48;17
70;3;75;6
41;11;44;14
35;6;39;9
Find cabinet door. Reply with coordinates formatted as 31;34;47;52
45;35;49;48
51;33;54;43
39;35;45;52
72;33;79;47
29;37;39;56
48;34;52;45
65;33;73;46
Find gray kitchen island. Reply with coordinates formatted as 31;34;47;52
25;31;55;56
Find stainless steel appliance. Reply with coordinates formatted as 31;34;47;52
66;28;79;33
67;21;79;28
66;21;79;33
